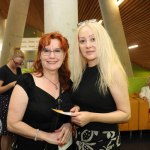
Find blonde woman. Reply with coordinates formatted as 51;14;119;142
0;47;24;150
70;20;131;150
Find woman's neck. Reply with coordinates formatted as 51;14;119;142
43;70;59;81
7;61;17;74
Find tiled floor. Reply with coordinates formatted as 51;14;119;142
121;130;150;150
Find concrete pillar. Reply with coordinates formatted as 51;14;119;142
0;0;30;66
0;17;6;62
98;0;133;77
44;0;78;66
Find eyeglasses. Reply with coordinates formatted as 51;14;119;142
42;48;63;57
77;19;98;27
12;59;24;66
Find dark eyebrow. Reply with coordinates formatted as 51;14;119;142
43;47;61;50
55;48;62;50
79;34;94;39
89;34;95;37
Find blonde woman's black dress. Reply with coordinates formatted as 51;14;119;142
72;66;121;150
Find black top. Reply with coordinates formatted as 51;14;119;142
0;65;22;96
15;73;73;150
71;65;118;131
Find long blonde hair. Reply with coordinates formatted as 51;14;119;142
71;21;127;94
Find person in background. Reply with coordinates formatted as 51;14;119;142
7;32;73;150
70;19;131;150
139;78;150;108
0;47;24;150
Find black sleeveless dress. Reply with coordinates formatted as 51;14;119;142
0;65;22;135
13;73;73;150
71;66;121;150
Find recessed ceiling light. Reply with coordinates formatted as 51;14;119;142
128;44;139;49
115;0;124;6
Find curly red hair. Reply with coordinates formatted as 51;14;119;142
33;32;70;91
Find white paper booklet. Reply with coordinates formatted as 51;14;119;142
52;109;72;116
58;136;72;150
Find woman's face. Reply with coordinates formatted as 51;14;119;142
78;26;97;67
40;39;66;72
12;57;24;67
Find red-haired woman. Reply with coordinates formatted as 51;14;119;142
7;32;73;150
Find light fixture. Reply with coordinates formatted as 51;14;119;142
115;0;124;6
128;44;139;49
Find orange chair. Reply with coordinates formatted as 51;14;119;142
138;99;150;130
118;95;139;132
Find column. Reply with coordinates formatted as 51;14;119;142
44;0;78;66
0;17;5;64
0;0;30;66
98;0;133;76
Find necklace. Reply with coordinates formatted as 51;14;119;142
44;75;59;90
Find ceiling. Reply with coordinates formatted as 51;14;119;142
0;0;150;70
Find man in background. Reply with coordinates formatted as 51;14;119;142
139;77;150;108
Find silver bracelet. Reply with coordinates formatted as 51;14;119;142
34;129;40;141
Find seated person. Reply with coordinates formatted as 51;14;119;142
139;78;150;108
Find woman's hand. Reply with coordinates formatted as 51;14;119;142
45;131;61;145
9;81;16;88
70;105;80;113
55;123;72;146
71;111;91;127
39;123;72;146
